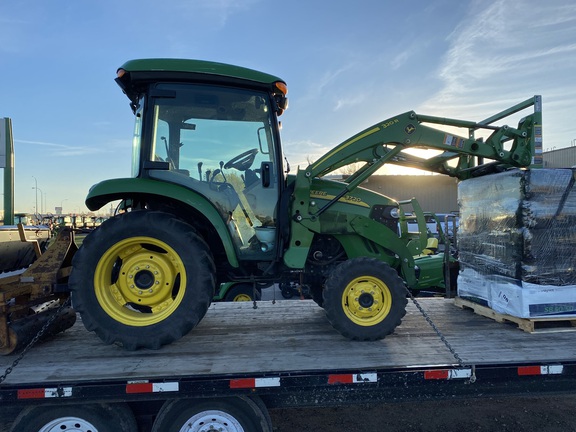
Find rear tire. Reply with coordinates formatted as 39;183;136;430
323;258;407;340
69;210;215;350
152;396;272;432
10;403;137;432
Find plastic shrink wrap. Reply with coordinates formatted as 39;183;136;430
457;168;576;318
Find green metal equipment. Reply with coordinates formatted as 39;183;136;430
68;58;541;349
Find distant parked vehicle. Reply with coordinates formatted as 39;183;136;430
434;213;459;240
406;212;459;242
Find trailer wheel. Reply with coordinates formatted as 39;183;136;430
70;210;215;350
152;396;272;432
323;258;407;340
10;402;137;432
224;283;262;302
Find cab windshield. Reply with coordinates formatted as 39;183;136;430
143;83;281;259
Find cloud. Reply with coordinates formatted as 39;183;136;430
390;51;412;70
432;0;576;100
283;139;332;169
300;63;356;102
334;94;366;112
175;0;261;27
420;0;576;148
15;139;114;157
390;41;425;71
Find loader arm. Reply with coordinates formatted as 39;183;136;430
309;95;541;182
292;96;541;220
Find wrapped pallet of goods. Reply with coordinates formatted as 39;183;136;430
457;168;576;318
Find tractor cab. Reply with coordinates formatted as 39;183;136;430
116;60;288;260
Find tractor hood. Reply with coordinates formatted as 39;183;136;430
305;176;400;234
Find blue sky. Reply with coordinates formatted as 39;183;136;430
1;0;575;216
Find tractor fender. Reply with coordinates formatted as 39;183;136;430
85;177;239;267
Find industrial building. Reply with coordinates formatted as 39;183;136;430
362;147;576;214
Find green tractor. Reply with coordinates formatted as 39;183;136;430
68;59;540;349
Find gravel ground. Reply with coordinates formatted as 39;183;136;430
269;395;576;432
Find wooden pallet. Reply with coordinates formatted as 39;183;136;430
454;297;576;333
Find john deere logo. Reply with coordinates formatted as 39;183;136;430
405;124;416;134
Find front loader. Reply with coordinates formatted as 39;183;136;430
66;58;540;349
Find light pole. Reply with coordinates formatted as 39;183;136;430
32;176;38;216
32;185;43;216
60;198;68;215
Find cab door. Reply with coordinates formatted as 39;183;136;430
148;83;282;260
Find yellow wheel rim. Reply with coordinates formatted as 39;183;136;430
94;236;186;327
233;293;252;302
342;276;392;326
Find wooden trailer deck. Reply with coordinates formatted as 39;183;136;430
1;298;576;386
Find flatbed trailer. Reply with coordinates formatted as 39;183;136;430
1;298;576;431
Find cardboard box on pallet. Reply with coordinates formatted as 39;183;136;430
457;168;576;318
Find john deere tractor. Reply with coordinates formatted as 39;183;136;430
68;59;540;349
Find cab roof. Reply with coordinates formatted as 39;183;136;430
116;58;286;102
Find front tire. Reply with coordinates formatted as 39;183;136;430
69;210;216;350
323;258;407;340
151;396;272;432
224;283;262;302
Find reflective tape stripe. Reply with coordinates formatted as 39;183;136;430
18;387;72;399
518;365;564;376
230;377;281;389
126;381;179;394
424;369;472;380
328;373;378;385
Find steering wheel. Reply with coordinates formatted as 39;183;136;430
224;148;259;171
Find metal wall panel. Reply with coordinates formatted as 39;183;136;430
543;147;576;168
363;175;458;214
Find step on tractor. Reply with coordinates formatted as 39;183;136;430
64;59;540;350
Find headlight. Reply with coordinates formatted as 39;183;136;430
389;207;400;219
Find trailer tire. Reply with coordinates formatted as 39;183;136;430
152;396;272;432
69;210;215;350
10;402;137;432
323;258;407;340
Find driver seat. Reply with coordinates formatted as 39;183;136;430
148;169;240;217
